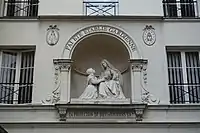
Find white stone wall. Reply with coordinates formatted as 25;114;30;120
0;20;200;104
38;0;83;16
38;0;163;16
1;0;200;17
119;0;163;16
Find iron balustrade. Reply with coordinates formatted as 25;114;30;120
0;83;33;104
83;1;119;16
163;0;199;18
169;83;200;104
3;0;39;17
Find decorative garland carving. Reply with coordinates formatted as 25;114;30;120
42;63;61;104
141;91;160;104
140;62;160;104
42;59;72;104
130;59;160;104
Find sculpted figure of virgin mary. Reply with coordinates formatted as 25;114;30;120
98;59;125;99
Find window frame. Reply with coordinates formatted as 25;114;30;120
167;50;200;104
2;0;39;17
0;49;35;104
163;0;198;18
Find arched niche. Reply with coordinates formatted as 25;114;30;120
52;24;148;104
62;24;141;59
71;34;131;99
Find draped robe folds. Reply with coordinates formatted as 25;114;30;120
79;75;99;99
98;69;125;99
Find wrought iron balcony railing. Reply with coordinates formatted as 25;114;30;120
163;0;199;18
83;0;119;16
3;0;39;17
0;83;33;104
169;83;200;104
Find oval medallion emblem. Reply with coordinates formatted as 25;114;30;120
143;25;156;46
46;25;60;46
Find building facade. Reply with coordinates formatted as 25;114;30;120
0;0;200;133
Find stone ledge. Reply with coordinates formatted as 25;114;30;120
1;122;200;128
71;98;131;104
0;104;200;110
148;104;200;110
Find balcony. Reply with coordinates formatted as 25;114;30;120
3;0;39;17
163;0;199;18
83;0;119;16
0;83;33;104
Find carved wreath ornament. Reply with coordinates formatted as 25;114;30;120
46;25;60;46
142;25;156;46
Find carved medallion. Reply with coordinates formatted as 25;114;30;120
142;25;156;46
46;25;59;46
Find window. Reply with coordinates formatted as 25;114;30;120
3;0;39;17
0;50;35;104
163;0;198;18
83;0;119;16
167;51;200;104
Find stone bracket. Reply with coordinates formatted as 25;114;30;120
57;107;68;121
56;104;147;122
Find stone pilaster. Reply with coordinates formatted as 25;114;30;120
53;59;73;104
129;59;148;103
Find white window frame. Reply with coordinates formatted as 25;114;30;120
167;50;200;103
0;49;34;104
164;0;198;17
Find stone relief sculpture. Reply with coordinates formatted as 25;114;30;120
79;68;105;99
46;25;60;46
98;59;125;99
79;59;126;100
42;63;61;104
140;63;160;104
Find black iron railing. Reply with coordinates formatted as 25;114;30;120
3;0;39;17
83;1;119;16
169;83;200;104
0;83;33;104
163;0;199;18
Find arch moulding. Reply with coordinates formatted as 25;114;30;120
62;24;141;59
